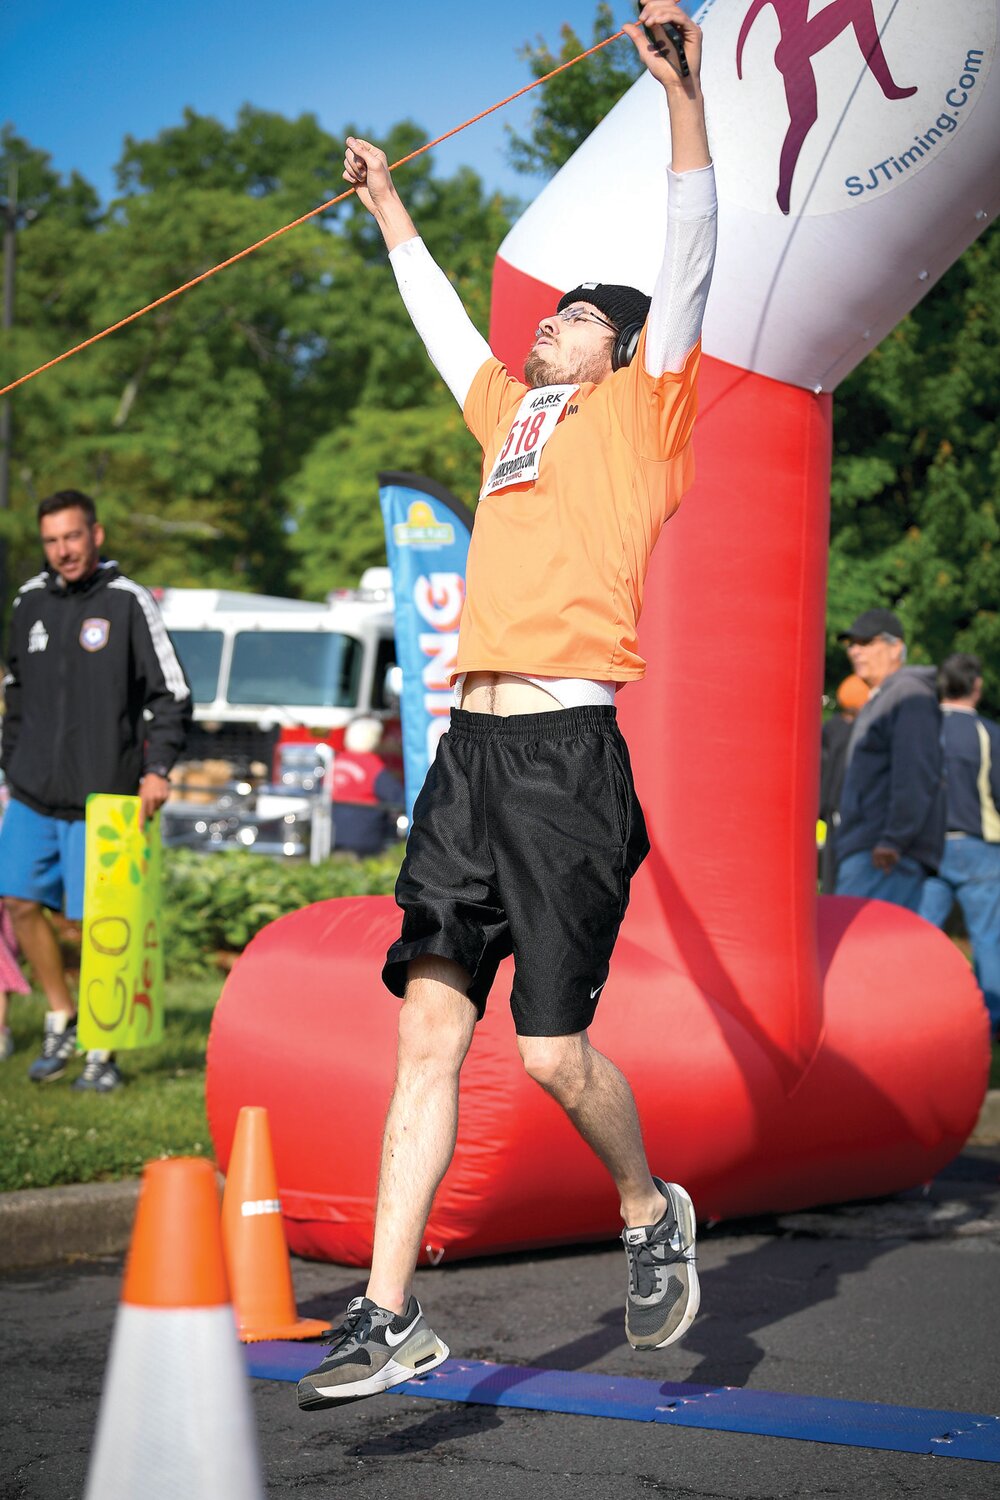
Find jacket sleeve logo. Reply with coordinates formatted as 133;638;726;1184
28;619;49;653
80;618;111;652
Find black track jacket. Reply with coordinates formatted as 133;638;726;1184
1;562;191;820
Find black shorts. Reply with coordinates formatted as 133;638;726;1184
382;705;649;1036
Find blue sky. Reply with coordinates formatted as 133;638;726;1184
1;0;623;206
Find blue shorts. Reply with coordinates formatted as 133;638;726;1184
0;798;87;920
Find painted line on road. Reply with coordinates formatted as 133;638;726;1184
245;1346;1000;1461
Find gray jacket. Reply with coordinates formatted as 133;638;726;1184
837;666;945;871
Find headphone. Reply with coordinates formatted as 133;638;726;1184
612;323;642;372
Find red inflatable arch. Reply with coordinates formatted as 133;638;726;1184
207;1;998;1263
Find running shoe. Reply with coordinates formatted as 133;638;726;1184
0;1026;13;1061
296;1295;449;1410
72;1053;123;1092
27;1015;78;1082
622;1176;699;1350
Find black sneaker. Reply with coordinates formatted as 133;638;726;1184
27;1015;78;1082
72;1053;123;1093
296;1295;449;1410
622;1177;699;1350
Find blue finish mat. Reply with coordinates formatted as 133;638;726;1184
246;1344;1000;1462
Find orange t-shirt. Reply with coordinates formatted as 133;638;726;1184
457;330;700;683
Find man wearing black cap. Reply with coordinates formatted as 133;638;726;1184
298;4;716;1413
833;608;945;911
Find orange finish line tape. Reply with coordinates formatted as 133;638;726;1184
0;31;624;399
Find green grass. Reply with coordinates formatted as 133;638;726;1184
0;979;221;1192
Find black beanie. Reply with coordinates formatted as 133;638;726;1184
557;282;651;333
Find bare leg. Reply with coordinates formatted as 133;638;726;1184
366;956;476;1312
518;1031;667;1228
5;899;74;1015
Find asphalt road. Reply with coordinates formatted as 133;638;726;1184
3;1148;999;1500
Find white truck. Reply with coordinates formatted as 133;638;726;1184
157;570;403;857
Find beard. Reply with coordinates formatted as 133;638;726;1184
523;349;556;388
523;343;612;389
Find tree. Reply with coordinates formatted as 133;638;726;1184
505;2;641;178
0;112;510;598
827;220;1000;710
2;114;352;590
0;129;106;584
287;402;483;595
0;125;100;230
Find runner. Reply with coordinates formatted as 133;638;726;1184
298;1;717;1411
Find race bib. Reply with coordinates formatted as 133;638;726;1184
481;384;578;499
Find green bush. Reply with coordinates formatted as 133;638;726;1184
161;845;405;976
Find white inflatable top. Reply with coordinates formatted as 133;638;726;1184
497;0;999;392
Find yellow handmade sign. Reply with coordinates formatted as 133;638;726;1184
78;794;164;1052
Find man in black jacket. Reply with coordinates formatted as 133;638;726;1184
0;490;191;1089
833;608;944;912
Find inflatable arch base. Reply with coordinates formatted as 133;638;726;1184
206;891;988;1267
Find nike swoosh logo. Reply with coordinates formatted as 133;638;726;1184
590;981;606;999
385;1315;421;1347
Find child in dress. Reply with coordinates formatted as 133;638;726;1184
0;783;31;1059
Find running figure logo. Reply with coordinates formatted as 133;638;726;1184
737;0;917;213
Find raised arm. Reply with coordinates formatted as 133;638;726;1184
342;137;420;252
624;4;717;375
624;4;711;173
343;137;491;407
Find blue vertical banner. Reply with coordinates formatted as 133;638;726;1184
378;472;475;822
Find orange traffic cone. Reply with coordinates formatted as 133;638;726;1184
84;1157;264;1499
221;1104;332;1342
